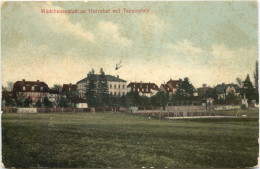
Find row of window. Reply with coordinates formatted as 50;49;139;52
25;92;47;97
109;84;125;89
23;86;44;91
110;91;125;96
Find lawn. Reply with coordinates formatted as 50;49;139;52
2;110;259;168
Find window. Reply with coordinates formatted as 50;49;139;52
118;92;121;96
122;92;125;96
110;84;112;89
114;92;116;96
40;87;43;91
23;86;25;91
122;85;125;89
32;86;35;91
118;85;120;89
114;84;116;89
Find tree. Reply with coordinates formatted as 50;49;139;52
236;77;243;88
43;97;53;108
51;84;62;93
5;98;15;107
151;91;168;108
24;97;32;107
85;69;99;107
175;77;195;101
241;74;255;102
16;93;25;107
35;99;42;108
58;97;68;108
225;92;238;101
7;81;14;91
254;60;259;103
98;68;109;106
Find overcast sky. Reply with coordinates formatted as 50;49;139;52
1;1;258;88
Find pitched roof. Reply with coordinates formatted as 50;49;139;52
77;74;126;84
127;82;159;93
215;83;240;93
13;79;49;93
62;84;77;93
166;80;179;89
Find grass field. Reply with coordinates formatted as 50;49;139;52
2;109;259;168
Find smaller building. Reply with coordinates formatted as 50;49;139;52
127;82;159;97
62;83;77;94
160;79;179;95
73;98;88;108
215;83;240;100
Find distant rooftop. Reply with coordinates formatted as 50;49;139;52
77;75;127;84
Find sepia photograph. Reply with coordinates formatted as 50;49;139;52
1;1;259;168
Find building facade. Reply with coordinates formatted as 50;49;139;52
13;79;53;105
77;75;128;98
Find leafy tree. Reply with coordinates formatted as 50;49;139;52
85;69;99;107
51;84;62;93
175;77;195;101
98;68;109;106
226;92;238;101
151;91;168;108
24;97;32;107
35;99;42;108
241;74;255;102
5;98;15;107
58;97;68;108
43;97;53;108
15;93;25;107
66;91;78;107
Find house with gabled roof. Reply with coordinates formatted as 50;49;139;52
215;83;241;100
160;79;179;94
12;79;60;106
127;82;159;97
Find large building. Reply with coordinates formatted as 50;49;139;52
127;82;159;97
77;75;128;98
12;79;51;104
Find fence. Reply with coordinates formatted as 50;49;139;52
2;107;126;113
133;106;208;118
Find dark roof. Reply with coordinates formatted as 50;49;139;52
215;83;240;93
73;98;87;103
62;84;77;93
160;79;179;92
166;80;179;89
77;75;126;84
127;82;159;93
13;79;49;93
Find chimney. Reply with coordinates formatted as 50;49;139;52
37;80;39;83
22;79;25;82
117;75;119;79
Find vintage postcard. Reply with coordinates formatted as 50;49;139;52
1;1;259;168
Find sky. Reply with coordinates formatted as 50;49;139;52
1;1;258;88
